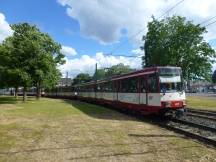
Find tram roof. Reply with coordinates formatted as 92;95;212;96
73;66;181;87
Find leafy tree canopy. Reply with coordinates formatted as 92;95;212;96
105;63;133;78
72;73;92;85
93;63;134;80
72;64;133;85
212;70;216;83
0;23;65;100
141;16;216;81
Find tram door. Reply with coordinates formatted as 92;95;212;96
139;76;147;105
146;73;160;106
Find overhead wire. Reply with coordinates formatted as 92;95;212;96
199;15;216;25
104;53;142;58
105;0;186;58
204;19;216;27
157;0;185;19
102;0;216;71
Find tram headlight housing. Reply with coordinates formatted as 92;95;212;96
165;101;172;107
162;101;172;107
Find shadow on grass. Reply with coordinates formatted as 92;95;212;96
128;134;179;138
63;99;133;121
0;144;200;158
60;99;192;141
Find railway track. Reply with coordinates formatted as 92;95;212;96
89;103;216;148
123;108;216;148
160;108;216;147
161;118;216;147
187;108;216;117
116;108;216;148
186;113;216;121
186;108;216;122
86;101;216;147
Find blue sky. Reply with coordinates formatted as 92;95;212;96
0;0;131;56
0;0;216;77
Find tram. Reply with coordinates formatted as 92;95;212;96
46;66;186;116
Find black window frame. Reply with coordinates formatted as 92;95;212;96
147;73;159;93
120;77;138;93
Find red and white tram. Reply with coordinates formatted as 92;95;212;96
46;66;186;116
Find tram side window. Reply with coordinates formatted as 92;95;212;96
97;84;101;92
103;82;112;92
140;77;146;93
90;85;94;92
112;81;118;92
107;81;113;92
121;77;138;93
97;83;104;92
80;86;84;92
83;86;87;92
147;74;158;93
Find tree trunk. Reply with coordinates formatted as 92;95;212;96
15;87;18;99
22;87;27;102
36;82;41;100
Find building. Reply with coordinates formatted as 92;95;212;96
189;80;215;93
58;78;73;87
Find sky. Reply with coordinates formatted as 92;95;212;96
0;0;216;78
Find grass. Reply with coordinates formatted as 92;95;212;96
187;96;216;111
0;96;215;162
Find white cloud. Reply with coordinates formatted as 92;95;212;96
58;0;216;44
131;48;143;56
59;52;142;78
61;45;77;56
0;13;13;42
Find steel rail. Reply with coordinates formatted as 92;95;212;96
186;113;216;121
187;108;216;117
170;118;216;133
159;123;216;148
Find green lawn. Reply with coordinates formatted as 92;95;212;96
0;96;215;162
187;96;216;111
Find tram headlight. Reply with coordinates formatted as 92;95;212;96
182;100;186;106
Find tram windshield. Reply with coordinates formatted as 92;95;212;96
159;68;183;93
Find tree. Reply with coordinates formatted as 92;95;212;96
105;63;133;78
0;44;8;88
0;23;65;101
141;16;216;81
93;69;106;80
93;63;133;80
0;37;32;101
212;70;216;83
25;30;65;99
72;73;92;85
